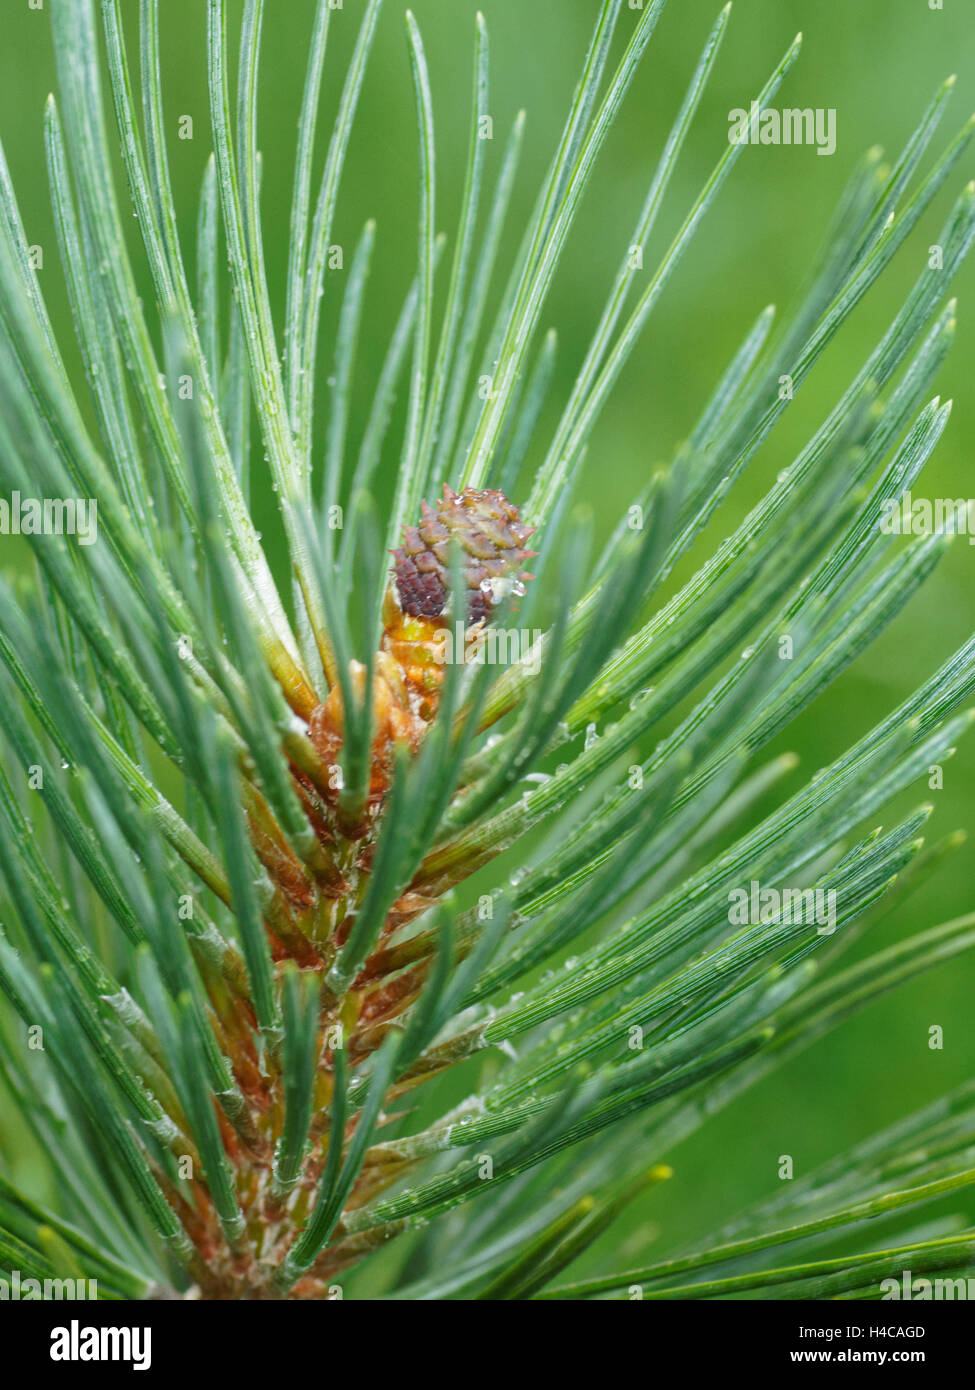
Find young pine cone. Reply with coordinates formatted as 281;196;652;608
308;487;537;804
392;484;537;626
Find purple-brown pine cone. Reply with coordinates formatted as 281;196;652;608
393;485;537;625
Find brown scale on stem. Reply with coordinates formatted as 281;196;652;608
271;486;538;998
181;489;537;1297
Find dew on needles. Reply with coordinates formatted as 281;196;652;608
0;0;972;1307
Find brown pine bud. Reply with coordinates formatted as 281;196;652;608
392;485;536;626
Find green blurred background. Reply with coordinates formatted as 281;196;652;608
2;0;974;1268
